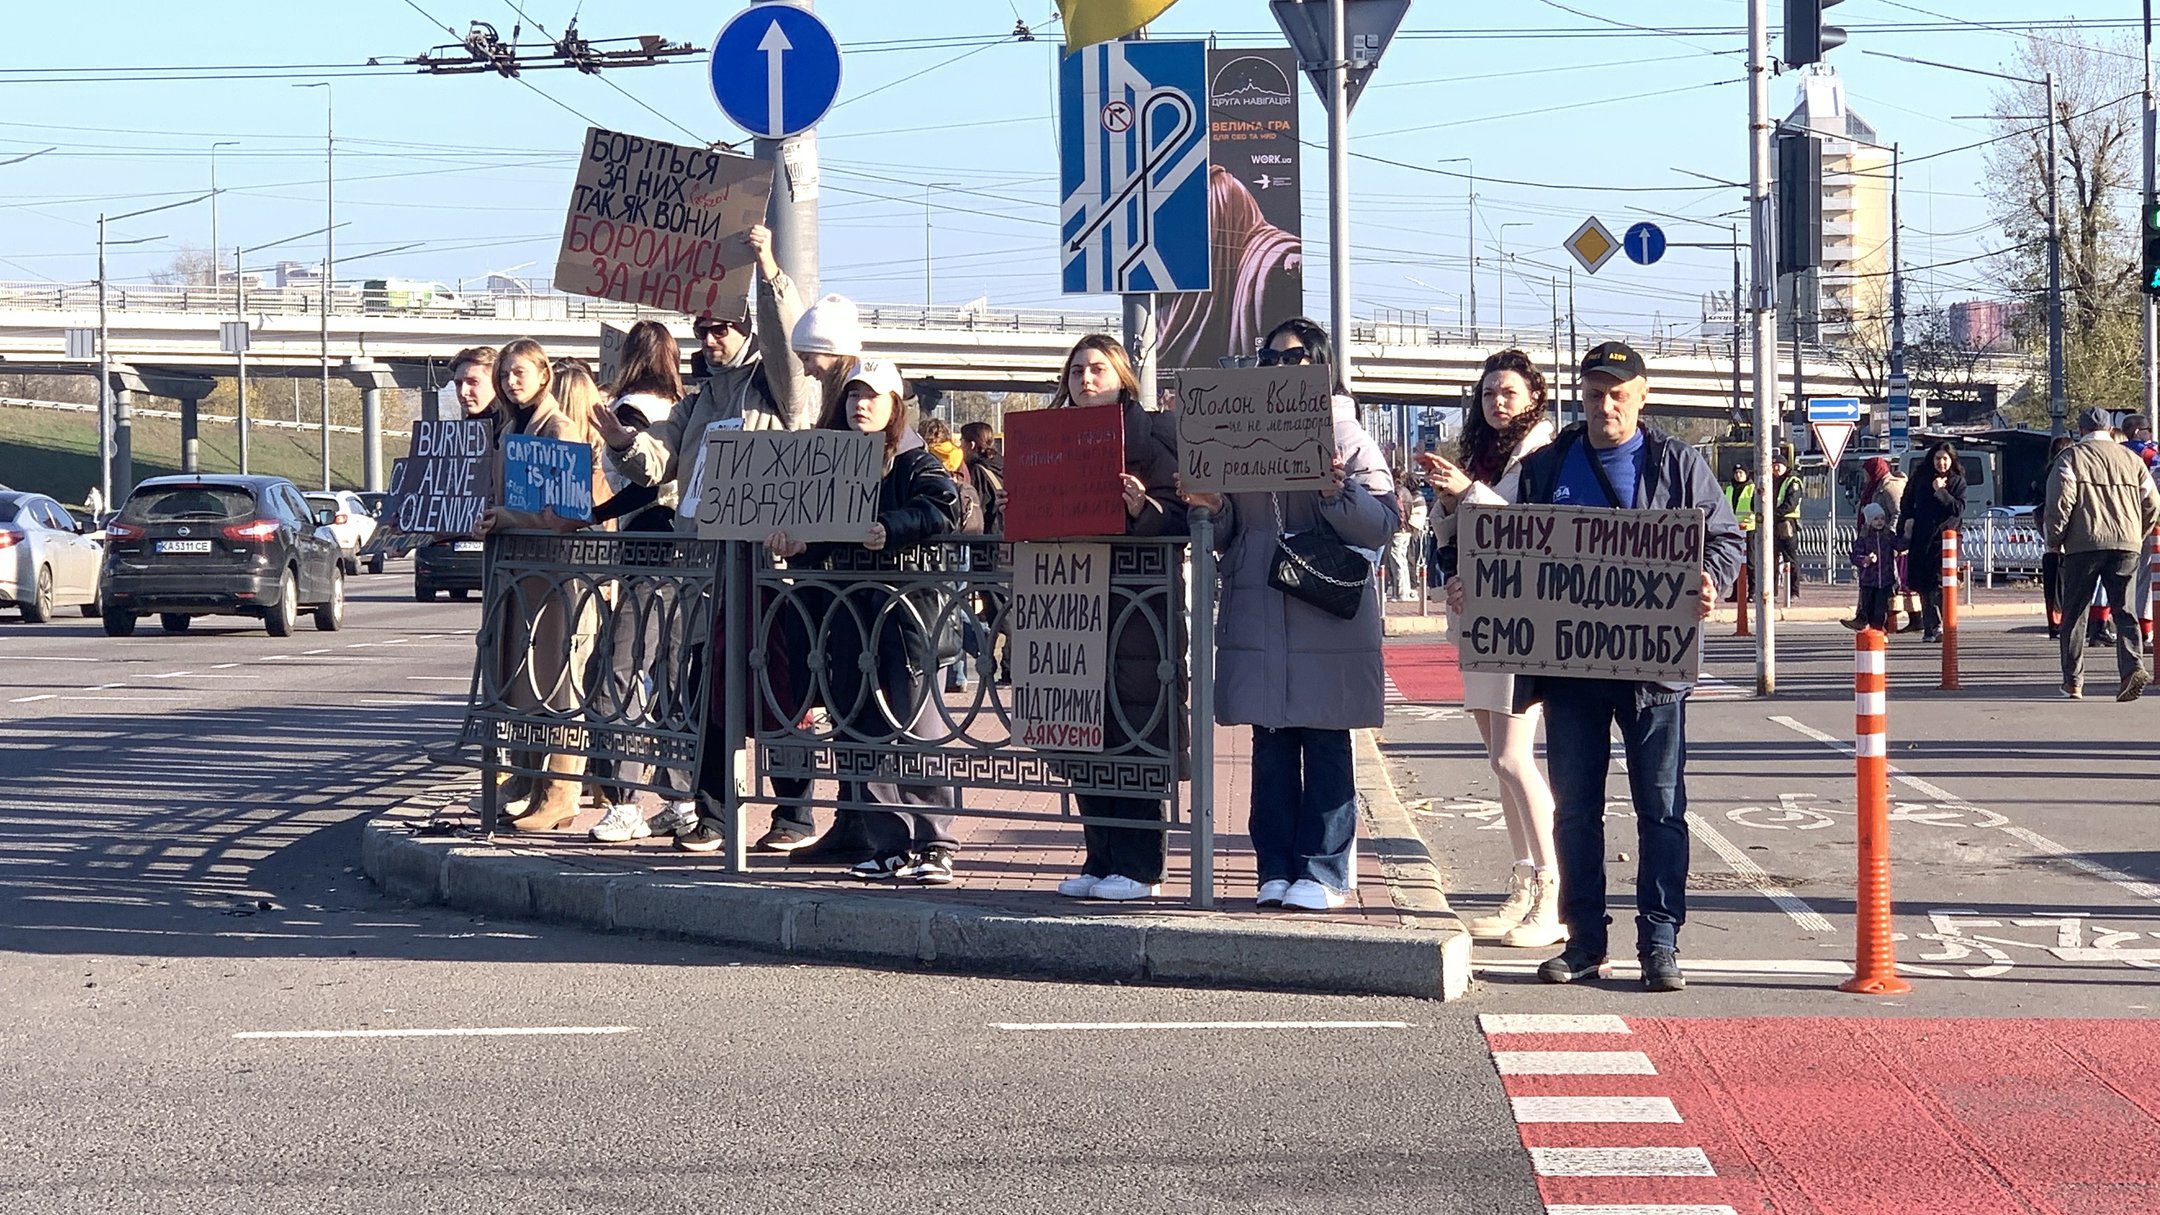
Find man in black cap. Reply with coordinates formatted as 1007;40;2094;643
1502;341;1745;992
2045;405;2160;701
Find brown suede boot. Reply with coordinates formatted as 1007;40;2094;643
510;752;585;832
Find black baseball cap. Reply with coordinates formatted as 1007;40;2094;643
1581;340;1646;384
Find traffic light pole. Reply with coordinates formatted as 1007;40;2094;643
2145;0;2156;437
1749;0;1778;695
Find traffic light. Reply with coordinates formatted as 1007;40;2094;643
2142;196;2160;297
1785;0;1846;68
1776;133;1822;276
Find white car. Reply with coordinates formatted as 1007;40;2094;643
0;490;103;621
305;491;380;574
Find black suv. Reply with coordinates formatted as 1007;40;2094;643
414;536;483;601
101;474;346;636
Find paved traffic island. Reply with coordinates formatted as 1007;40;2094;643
360;728;1471;999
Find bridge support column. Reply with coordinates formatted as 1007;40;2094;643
105;366;149;503
342;361;415;492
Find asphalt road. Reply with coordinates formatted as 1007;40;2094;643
1385;616;2160;1016
0;575;1537;1214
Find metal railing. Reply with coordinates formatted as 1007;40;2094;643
1796;515;2042;586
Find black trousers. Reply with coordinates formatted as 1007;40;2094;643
1076;794;1167;884
2058;548;2145;685
1856;583;1893;631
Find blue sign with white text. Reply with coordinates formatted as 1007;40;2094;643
502;434;593;522
709;5;842;140
1060;39;1211;295
1623;221;1666;266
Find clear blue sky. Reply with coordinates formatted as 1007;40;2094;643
0;2;2133;345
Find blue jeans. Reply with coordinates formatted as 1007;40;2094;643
1539;678;1690;956
1249;726;1357;893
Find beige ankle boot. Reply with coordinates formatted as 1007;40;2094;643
1500;868;1567;948
510;752;585;832
1466;864;1537;939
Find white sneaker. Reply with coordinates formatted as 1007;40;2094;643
1256;879;1292;908
1090;875;1160;901
1281;878;1348;911
1056;874;1101;899
589;803;652;843
650;800;699;837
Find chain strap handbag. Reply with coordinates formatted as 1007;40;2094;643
1266;493;1373;620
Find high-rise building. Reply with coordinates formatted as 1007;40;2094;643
1777;67;1893;347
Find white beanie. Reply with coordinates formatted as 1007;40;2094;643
791;293;862;356
1861;502;1886;527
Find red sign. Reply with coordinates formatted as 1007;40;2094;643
1003;404;1128;542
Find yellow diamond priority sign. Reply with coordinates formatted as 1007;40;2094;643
1565;216;1620;274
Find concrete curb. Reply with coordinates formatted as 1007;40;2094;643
1353;727;1473;1000
361;784;1474;1001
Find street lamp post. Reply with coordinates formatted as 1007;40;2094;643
1495;221;1529;337
1439;156;1476;342
232;220;349;475
922;181;956;307
295;82;333;488
210;140;237;289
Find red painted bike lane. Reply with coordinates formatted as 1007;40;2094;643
1482;1014;2160;1214
1384;639;1464;704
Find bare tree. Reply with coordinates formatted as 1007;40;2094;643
147;246;218;288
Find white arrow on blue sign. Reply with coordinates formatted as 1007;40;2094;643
709;5;843;140
1623;221;1666;266
1807;396;1862;423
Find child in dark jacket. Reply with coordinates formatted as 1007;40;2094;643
1848;502;1904;632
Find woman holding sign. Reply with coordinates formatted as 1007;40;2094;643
1417;349;1565;948
1041;334;1189;903
1181;318;1398;913
765;359;966;885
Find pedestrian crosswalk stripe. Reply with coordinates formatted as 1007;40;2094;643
1530;1147;1714;1177
1494;1050;1656;1075
1479;1013;1630;1035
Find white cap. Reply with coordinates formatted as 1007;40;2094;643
791;293;863;356
844;357;904;400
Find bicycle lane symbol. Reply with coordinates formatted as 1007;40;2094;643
1900;909;2160;978
1724;795;2007;832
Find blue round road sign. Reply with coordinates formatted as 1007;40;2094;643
709;5;843;140
1623;221;1667;266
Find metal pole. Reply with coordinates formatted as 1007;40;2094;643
235;246;249;474
1566;267;1577;427
1889;143;1905;446
317;86;334;491
1466;163;1478;344
97;214;111;511
923;182;933;306
1731;223;1744;425
1120;26;1158;405
1748;0;1778;695
757;3;821;308
1327;0;1353;390
2147;1;2158;437
2046;70;2066;438
1188;508;1217;908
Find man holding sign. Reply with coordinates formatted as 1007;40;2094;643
1455;342;1743;992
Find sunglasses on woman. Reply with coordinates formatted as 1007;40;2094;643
1256;346;1313;367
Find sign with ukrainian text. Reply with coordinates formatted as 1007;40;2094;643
692;428;881;543
1174;364;1335;492
1009;542;1112;753
1458;504;1707;683
554;126;775;316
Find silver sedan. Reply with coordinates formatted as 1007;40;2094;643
0;491;103;622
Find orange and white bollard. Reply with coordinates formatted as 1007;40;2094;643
1841;628;1912;996
1938;529;1960;691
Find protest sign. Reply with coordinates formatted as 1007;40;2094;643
1009;542;1111;752
387;418;493;536
597;321;630;388
693;429;881;543
1002;404;1127;541
1457;504;1708;684
1174;364;1334;492
553;127;775;316
501;434;594;522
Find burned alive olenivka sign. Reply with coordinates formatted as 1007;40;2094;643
1458;504;1708;684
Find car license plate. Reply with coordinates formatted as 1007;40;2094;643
454;540;484;553
156;539;213;554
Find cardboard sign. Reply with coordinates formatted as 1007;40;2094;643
501;434;594;522
1002;404;1127;541
553;127;775;315
597;321;630;389
1009;542;1111;752
1458;504;1708;684
387;419;493;536
1174;364;1335;492
693;429;881;542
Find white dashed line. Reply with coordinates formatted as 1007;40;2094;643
1687;811;1835;933
992;1020;1412;1032
234;1026;638;1041
1530;1147;1714;1177
9;694;57;703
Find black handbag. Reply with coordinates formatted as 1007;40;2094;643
1266;494;1373;620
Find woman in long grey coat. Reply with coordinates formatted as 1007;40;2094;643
1183;318;1398;911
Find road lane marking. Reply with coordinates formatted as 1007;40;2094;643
405;676;467;682
1512;1096;1682;1124
1479;1014;1630;1035
1530;1147;1714;1177
1686;811;1835;934
211;663;242;669
1771;714;2160;910
359;699;453;707
142;670;196;679
9;694;57;703
1493;1051;1656;1075
1546;1206;1739;1215
233;1026;638;1040
3;655;102;662
1478;958;1851;979
991;1020;1411;1031
303;648;333;655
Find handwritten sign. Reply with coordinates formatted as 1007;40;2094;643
553;126;775;315
1002;404;1127;541
1174;364;1335;492
1009;542;1111;752
597;321;630;389
694;429;881;542
388;419;493;536
1458;504;1708;683
502;434;594;522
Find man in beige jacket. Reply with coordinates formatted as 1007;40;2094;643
2045;406;2160;701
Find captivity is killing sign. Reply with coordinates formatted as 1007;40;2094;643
389;419;493;536
501;434;594;522
554;127;775;315
1175;364;1334;493
693;429;881;542
1458;504;1708;683
1009;542;1111;752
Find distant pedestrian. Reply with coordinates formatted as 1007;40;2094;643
1771;456;1802;600
2123;414;2160;483
959;421;1011;684
1722;464;1756;600
82;485;104;522
1846;503;1902;632
1501;341;1745;992
2041;435;2076;639
1899;441;1965;642
2044;405;2160;701
1846;456;1905;630
920;416;966;476
1386;473;1426;602
1420;347;1562;948
1181;317;1397;913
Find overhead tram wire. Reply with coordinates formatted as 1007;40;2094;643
398;0;607;129
496;0;719;147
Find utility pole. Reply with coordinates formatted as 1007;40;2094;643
922;182;955;307
2147;1;2158;436
96;215;110;512
295;81;333;490
2044;69;2065;437
1888;142;1905;450
1440;156;1476;342
1326;0;1353;389
210;140;237;289
1748;0;1779;695
1566;267;1577;427
1496;221;1528;337
235;246;248;473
